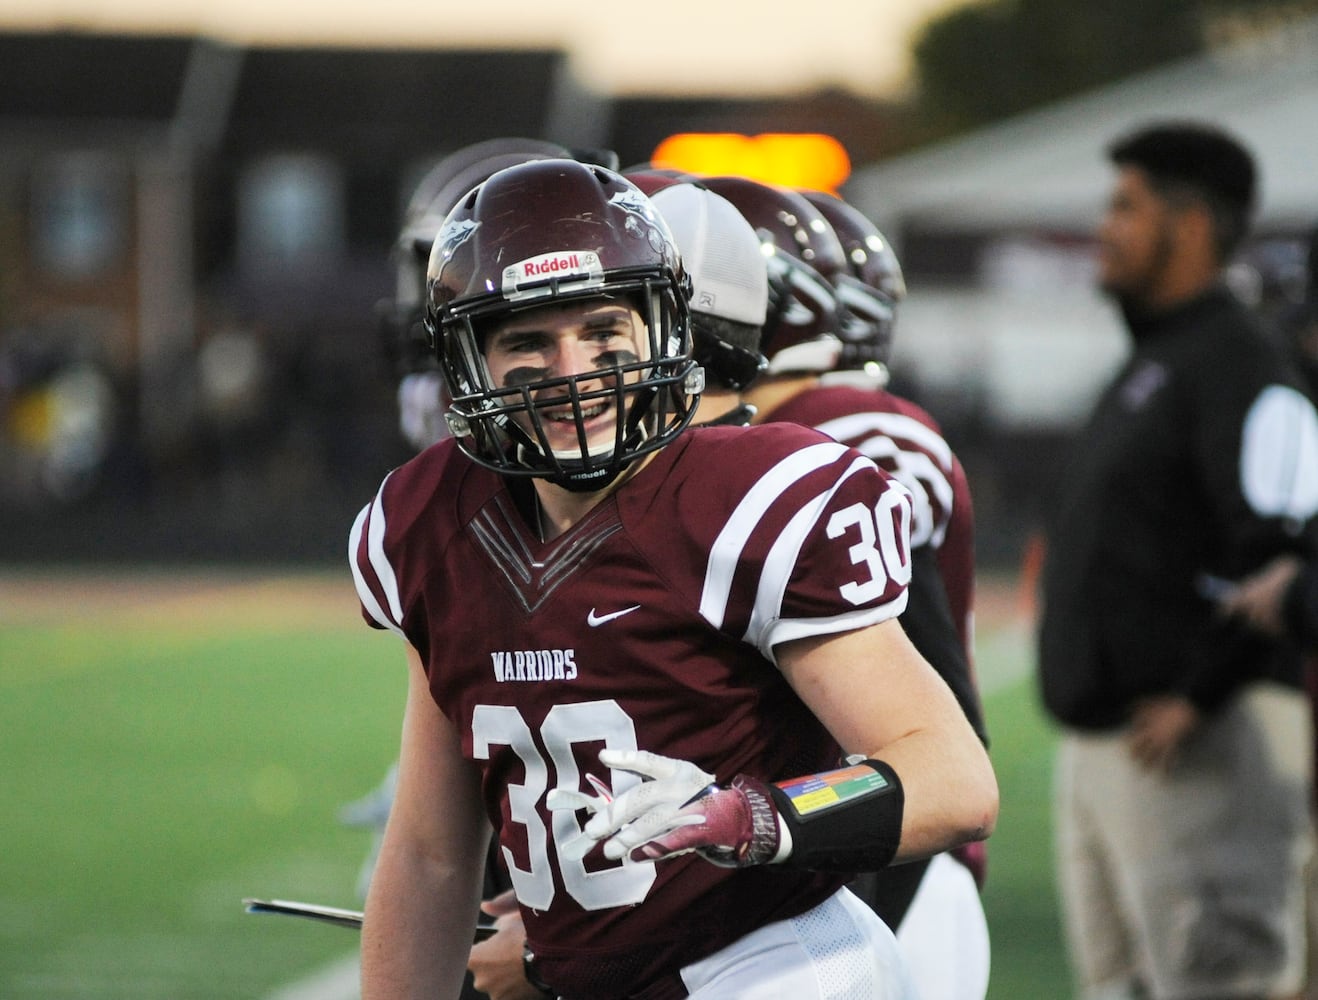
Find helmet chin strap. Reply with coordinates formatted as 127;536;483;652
518;418;653;494
545;444;626;493
513;440;624;493
552;462;629;494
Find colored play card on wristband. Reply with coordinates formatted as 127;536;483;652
775;764;889;816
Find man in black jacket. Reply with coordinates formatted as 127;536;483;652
1038;122;1318;1000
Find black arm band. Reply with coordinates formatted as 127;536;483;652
769;759;904;872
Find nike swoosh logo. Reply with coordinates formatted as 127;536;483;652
586;605;641;627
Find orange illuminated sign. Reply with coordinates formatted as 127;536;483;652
650;133;850;194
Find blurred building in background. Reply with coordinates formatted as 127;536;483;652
0;30;886;562
0;22;1314;566
0;34;605;561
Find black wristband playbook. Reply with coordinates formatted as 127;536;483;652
769;758;905;872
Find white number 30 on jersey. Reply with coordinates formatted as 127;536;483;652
472;700;656;912
828;489;913;605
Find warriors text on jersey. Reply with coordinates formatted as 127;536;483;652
350;421;913;998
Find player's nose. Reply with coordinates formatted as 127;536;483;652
551;336;603;379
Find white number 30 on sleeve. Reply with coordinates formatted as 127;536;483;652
827;488;912;605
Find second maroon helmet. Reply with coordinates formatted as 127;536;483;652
699;176;845;375
801;191;905;378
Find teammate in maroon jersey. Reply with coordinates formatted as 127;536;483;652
350;160;996;999
701;175;991;1000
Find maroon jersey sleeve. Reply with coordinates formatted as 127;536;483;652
766;386;953;550
349;484;406;637
659;423;914;663
763;384;975;661
348;438;478;663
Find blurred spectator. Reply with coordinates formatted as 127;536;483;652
1224;222;1318;651
1221;218;1318;1000
0;324;123;505
1282;224;1318;398
1038;122;1318;1000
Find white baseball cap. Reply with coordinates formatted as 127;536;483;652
650;183;768;327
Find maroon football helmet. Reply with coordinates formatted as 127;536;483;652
800;191;906;377
426;159;701;492
700;176;844;374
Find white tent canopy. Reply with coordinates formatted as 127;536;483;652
849;16;1318;237
844;18;1318;431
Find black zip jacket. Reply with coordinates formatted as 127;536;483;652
1038;285;1316;730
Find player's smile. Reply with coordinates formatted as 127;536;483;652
543;396;607;428
534;395;612;454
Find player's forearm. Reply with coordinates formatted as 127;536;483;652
872;719;997;863
774;619;997;864
361;837;482;999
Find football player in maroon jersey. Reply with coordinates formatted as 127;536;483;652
796;188;984;729
363;161;778;1000
701;175;991;1000
351;159;996;1000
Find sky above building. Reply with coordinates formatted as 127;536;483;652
0;0;969;98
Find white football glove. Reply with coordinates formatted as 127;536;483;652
547;749;781;867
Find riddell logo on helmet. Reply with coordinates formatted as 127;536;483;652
503;251;603;299
523;253;585;276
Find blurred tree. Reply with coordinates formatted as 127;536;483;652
909;0;1318;139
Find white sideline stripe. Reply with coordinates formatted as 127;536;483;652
266;953;359;1000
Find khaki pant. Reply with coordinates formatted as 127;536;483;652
1055;683;1313;1000
1308;838;1318;1000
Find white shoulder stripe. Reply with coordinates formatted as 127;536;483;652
700;441;851;630
1240;384;1318;521
812;411;955;549
348;472;406;636
764;597;909;666
366;472;407;628
349;501;400;635
813;411;953;469
746;455;875;652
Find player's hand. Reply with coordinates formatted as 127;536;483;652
468;889;542;1000
1127;695;1199;773
1217;554;1302;638
546;749;781;867
547;749;713;862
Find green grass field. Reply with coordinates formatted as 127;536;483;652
977;627;1072;998
0;568;1071;998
